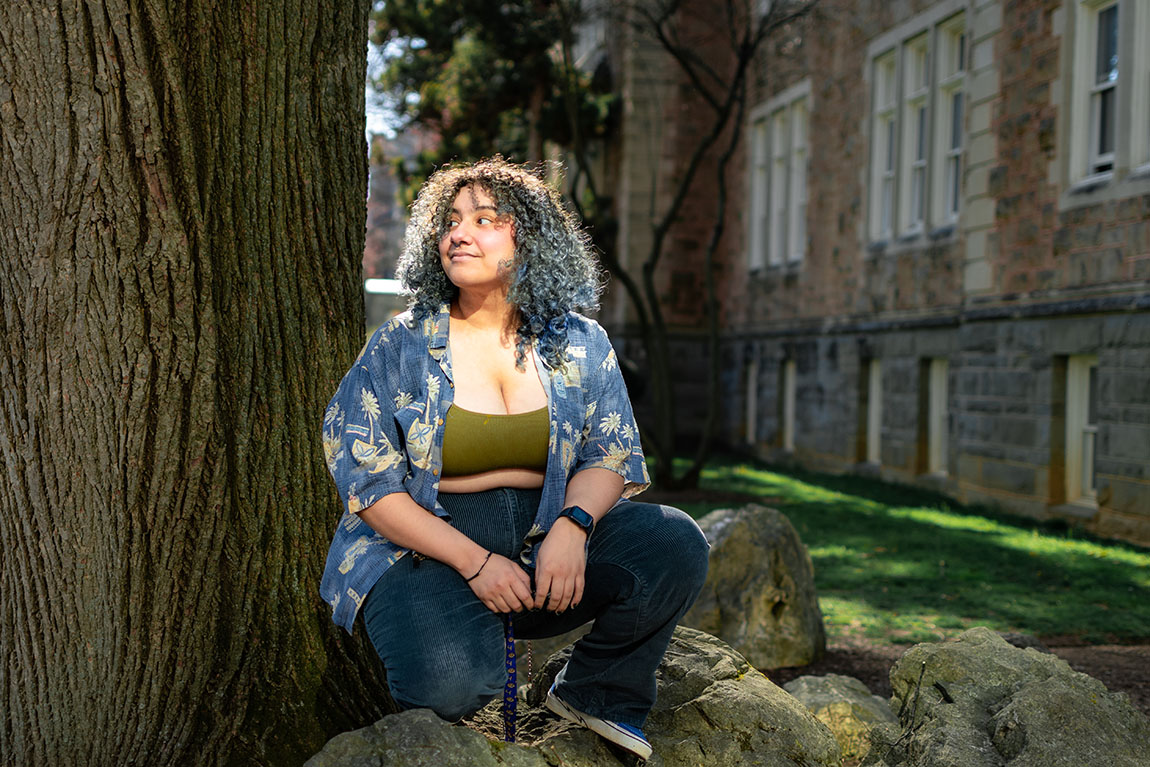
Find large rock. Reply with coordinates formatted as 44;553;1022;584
785;674;897;763
304;708;547;767
681;504;826;669
863;626;1150;767
308;627;842;767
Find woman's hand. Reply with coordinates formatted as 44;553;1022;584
533;518;588;612
466;553;534;614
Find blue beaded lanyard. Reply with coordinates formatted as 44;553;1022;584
502;614;517;742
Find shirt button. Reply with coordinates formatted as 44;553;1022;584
437;417;444;425
449;381;454;388
432;468;439;475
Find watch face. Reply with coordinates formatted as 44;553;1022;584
562;505;593;532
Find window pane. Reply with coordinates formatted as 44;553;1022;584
881;179;893;233
1099;87;1115;157
956;32;966;73
1096;4;1119;85
886;120;895;172
951;92;963;150
916;105;927;160
911;167;924;222
948;155;960;214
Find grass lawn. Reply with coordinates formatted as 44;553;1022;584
661;456;1150;646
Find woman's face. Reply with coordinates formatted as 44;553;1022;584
439;185;515;295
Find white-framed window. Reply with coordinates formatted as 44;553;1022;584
927;358;949;474
1133;1;1150;169
789;100;808;263
1067;0;1150;184
747;79;810;268
781;359;797;451
867;8;966;240
1090;1;1119;175
935;17;966;222
771;108;790;265
749;120;770;270
901;35;930;233
872;52;898;239
866;359;883;464
1065;355;1099;505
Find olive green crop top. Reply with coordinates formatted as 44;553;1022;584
440;404;549;477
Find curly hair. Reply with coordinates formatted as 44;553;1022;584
397;157;602;369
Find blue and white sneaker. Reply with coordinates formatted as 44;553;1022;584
544;672;652;760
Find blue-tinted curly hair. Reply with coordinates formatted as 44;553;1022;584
398;157;602;370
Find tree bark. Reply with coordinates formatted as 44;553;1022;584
0;2;392;765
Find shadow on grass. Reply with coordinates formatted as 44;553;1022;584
664;454;1150;645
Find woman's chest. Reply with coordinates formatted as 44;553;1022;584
448;337;549;414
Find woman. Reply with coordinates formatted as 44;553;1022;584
320;158;709;760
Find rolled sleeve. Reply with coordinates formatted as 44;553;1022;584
322;344;408;515
572;327;651;498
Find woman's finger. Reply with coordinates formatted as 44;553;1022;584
534;571;553;610
509;574;533;609
550;575;574;612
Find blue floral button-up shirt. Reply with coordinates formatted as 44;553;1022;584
320;304;650;633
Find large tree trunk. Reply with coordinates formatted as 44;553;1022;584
0;2;392;765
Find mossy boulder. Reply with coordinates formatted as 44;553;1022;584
864;626;1150;767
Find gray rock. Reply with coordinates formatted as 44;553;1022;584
681;504;826;669
309;627;842;767
995;631;1051;653
303;708;548;767
785;674;897;763
863;626;1150;767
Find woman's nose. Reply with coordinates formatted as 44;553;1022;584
450;223;471;244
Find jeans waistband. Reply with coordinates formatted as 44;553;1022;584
437;487;543;560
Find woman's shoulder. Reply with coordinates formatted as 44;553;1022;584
561;311;611;342
355;308;432;366
371;305;446;345
559;312;618;366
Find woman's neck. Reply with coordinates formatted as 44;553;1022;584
451;289;517;333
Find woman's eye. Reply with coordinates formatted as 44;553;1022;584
477;216;492;225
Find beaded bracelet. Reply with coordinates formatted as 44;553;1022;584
466;551;493;582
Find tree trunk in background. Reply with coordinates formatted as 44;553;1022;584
0;2;393;765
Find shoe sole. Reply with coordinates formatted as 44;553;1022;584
545;687;653;760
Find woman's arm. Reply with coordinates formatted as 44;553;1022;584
358;492;534;614
533;467;624;611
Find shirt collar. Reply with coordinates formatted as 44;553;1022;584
427;303;451;359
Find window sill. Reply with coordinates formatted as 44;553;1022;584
1067;172;1113;196
866;226;959;258
1130;163;1150;181
1059;167;1150;212
750;260;803;277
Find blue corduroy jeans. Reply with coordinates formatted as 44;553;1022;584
360;487;710;727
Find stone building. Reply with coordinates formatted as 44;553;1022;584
604;0;1150;544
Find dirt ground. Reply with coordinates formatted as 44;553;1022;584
768;635;1150;718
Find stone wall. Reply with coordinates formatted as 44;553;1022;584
719;308;1150;545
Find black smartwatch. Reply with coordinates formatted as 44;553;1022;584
558;505;594;537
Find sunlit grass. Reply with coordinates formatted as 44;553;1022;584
659;456;1150;645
